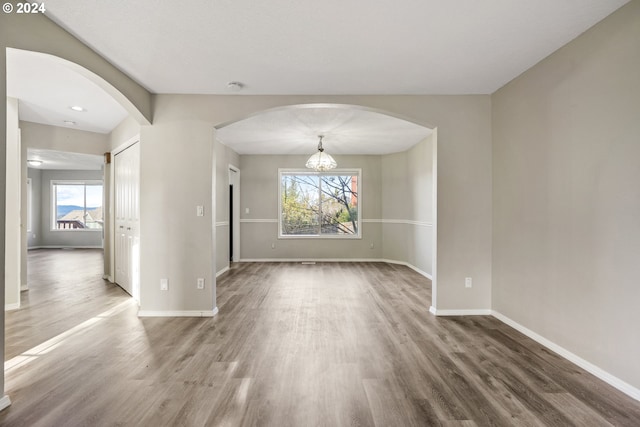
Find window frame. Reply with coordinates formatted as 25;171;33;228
51;180;104;232
278;168;362;239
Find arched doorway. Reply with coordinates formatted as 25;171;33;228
212;103;438;311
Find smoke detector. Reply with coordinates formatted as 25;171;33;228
227;81;244;92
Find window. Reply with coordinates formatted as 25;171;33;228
52;181;103;230
279;169;361;238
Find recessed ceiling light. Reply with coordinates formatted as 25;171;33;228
227;81;244;92
27;160;43;166
63;120;76;125
70;105;86;112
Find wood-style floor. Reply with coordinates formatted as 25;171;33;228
5;249;130;360
2;252;640;426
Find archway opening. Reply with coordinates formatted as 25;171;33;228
213;103;438;311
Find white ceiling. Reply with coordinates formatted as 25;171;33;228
6;48;128;134
216;105;432;155
27;148;104;171
6;1;628;157
45;0;628;95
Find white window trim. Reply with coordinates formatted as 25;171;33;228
51;180;104;232
278;168;362;239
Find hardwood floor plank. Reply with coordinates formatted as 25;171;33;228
2;256;640;426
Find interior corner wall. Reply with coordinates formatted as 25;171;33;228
109;116;141;151
0;37;7;400
492;1;640;391
381;135;434;276
20;129;27;288
26;168;42;248
5;97;20;310
214;140;240;274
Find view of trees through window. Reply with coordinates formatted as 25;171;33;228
280;171;360;237
53;182;103;230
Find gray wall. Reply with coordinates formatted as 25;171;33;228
238;154;383;261
26;168;42;248
492;2;640;390
382;135;434;275
36;169;104;248
109;116;141;151
20;121;110;154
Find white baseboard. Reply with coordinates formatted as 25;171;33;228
431;308;492;316
240;258;379;263
492;310;640;402
5;303;20;311
138;307;218;318
238;258;433;280
29;245;103;250
0;395;11;412
102;275;114;282
216;266;230;278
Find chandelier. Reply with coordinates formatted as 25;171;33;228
305;135;337;171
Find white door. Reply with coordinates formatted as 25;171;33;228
114;143;140;300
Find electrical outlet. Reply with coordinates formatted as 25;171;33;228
197;278;205;289
160;278;169;291
271;242;276;249
465;277;472;288
370;243;375;249
196;205;204;217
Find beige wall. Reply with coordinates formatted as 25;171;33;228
139;119;216;313
20;121;110;154
143;94;492;315
26;168;42;248
492;1;640;390
381;135;434;276
5;97;20;310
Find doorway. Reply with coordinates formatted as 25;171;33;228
229;165;240;263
